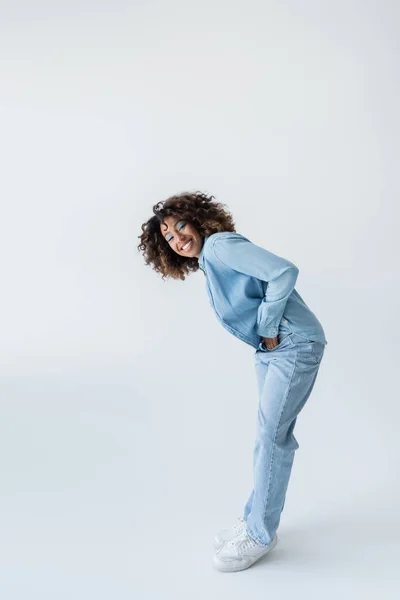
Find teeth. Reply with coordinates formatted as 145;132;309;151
182;240;192;251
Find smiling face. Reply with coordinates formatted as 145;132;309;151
160;215;204;259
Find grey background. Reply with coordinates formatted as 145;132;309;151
0;1;399;598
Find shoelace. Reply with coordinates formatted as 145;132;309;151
233;516;245;535
228;530;258;555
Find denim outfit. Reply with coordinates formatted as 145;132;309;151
198;232;327;546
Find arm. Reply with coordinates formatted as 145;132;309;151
212;233;299;338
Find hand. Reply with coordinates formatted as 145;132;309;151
261;335;279;350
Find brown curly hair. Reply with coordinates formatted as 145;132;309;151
137;191;236;280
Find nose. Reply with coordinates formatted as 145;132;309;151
176;233;187;247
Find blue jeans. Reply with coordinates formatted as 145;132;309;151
243;332;326;545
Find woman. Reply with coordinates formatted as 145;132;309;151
138;191;327;573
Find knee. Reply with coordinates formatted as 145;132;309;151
276;422;299;451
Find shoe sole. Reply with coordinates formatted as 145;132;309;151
212;534;278;573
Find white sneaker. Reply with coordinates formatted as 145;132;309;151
213;516;246;551
213;527;278;572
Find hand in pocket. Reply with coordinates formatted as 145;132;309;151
261;335;279;350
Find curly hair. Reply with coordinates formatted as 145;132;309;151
137;191;236;280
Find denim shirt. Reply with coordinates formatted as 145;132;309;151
198;231;327;350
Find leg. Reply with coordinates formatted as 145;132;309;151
244;334;325;545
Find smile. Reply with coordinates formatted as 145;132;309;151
181;240;192;251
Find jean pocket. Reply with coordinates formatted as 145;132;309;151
309;342;325;365
259;333;294;353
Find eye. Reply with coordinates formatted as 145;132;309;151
166;222;186;243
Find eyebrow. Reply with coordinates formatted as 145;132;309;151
162;219;181;236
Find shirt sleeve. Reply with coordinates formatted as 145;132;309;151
212;233;299;338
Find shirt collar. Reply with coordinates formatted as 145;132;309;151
198;235;209;268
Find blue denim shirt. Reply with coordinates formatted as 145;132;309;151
198;232;327;350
